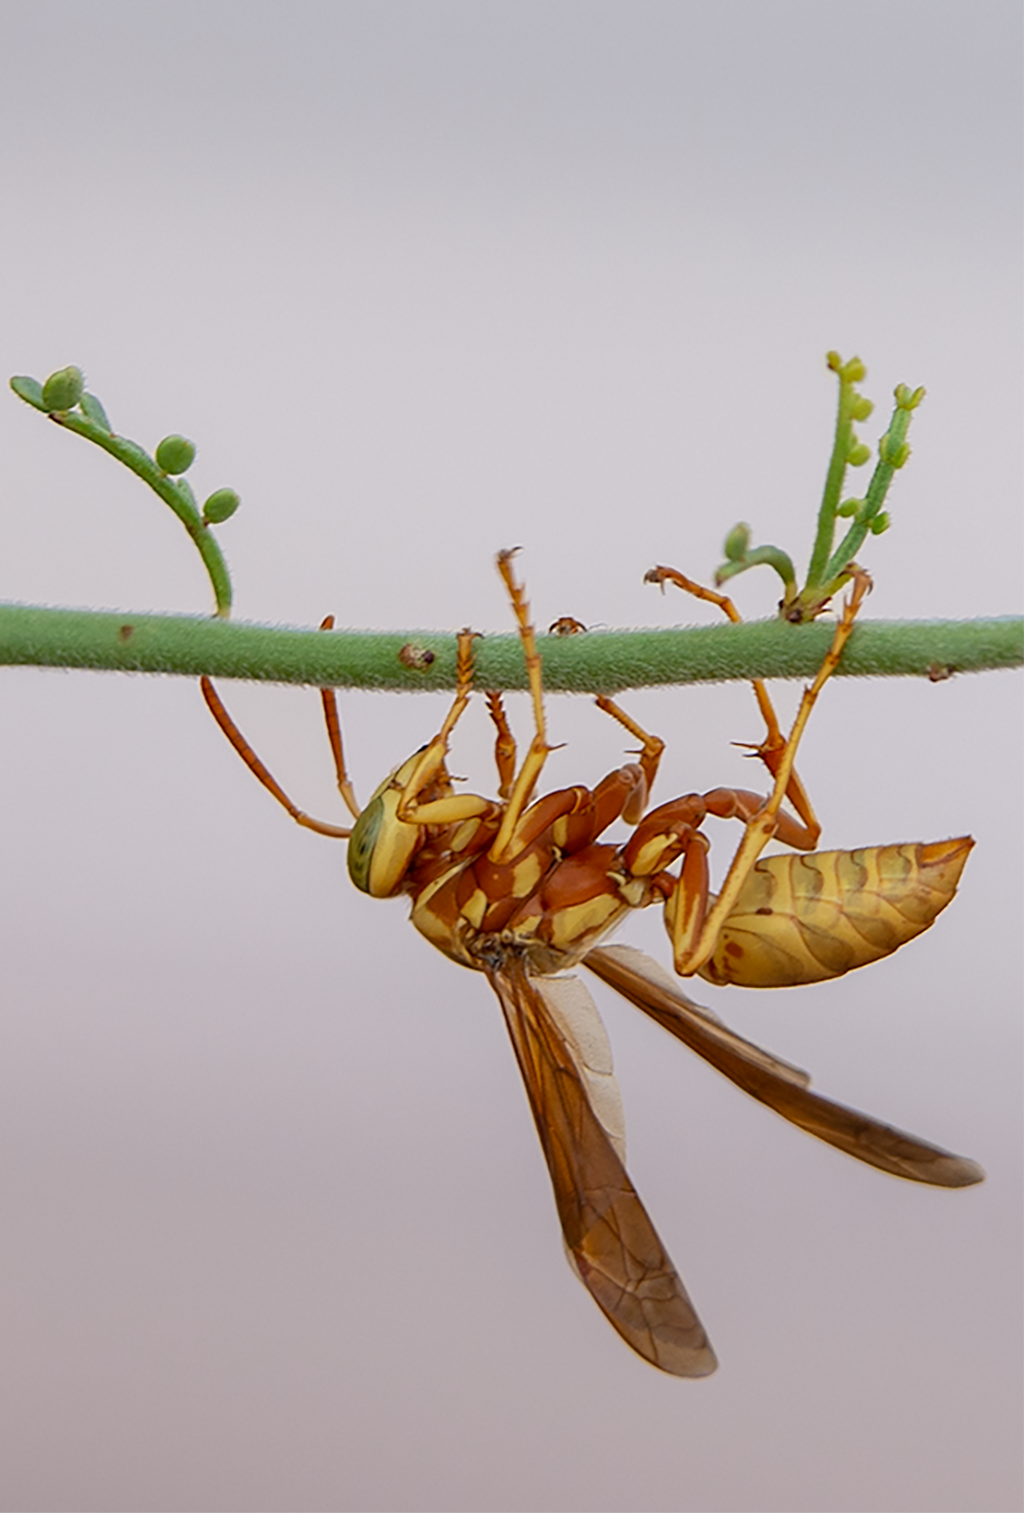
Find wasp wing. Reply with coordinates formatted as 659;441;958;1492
489;957;717;1377
585;944;984;1189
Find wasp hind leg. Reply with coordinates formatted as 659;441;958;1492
669;570;871;976
645;564;821;845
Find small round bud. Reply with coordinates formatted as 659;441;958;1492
879;436;910;468
202;487;240;524
156;434;196;474
837;496;862;518
869;511;891;535
42;366;84;412
850;395;874;422
722;522;751;562
847;441;871;467
894;383;926;410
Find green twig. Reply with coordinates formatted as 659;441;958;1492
713;355;926;622
10;370;236;616
1;602;1019;691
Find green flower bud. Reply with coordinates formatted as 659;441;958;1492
837;496;862;518
722;522;751;562
879;435;910;468
828;352;865;384
202;487;240;524
847;441;871;467
41;366;84;412
156;434;197;474
850;395;874;422
894;383;926;410
869;511;891;535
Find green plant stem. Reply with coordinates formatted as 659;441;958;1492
46;411;233;615
823;407;913;586
0;603;1019;691
806;374;857;591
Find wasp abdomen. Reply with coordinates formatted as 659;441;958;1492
696;837;973;988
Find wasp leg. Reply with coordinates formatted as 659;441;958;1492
313;614;361;820
200;677;353;838
593;695;665;818
484;691;517;801
645;564;820;844
671;570;871;976
650;787;815;965
489;551;552;863
395;629;483;823
489;686;661;863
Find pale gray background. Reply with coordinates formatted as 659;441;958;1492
1;4;1020;1510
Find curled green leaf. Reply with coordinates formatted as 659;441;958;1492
176;477;198;510
9;375;47;411
79;393;111;431
722;522;751;562
714;542;796;598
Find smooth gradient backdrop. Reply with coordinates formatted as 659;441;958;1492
1;4;1021;1510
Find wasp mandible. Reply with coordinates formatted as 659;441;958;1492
200;551;981;1378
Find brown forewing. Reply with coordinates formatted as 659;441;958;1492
489;955;717;1377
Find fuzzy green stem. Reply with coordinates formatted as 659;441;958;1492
822;394;918;586
806;362;859;590
0;603;1019;690
46;411;233;615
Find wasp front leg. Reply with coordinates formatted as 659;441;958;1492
347;629;504;898
593;695;665;821
485;691;518;801
487;550;555;865
200;614;358;839
316;615;361;821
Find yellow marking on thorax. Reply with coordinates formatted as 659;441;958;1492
462;888;489;930
450;818;483;854
509;852;544;898
544;894;628;958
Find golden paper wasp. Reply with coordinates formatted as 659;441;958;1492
200;551;981;1377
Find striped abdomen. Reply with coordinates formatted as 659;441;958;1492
696;837;973;988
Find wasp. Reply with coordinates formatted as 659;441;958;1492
200;551;981;1377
